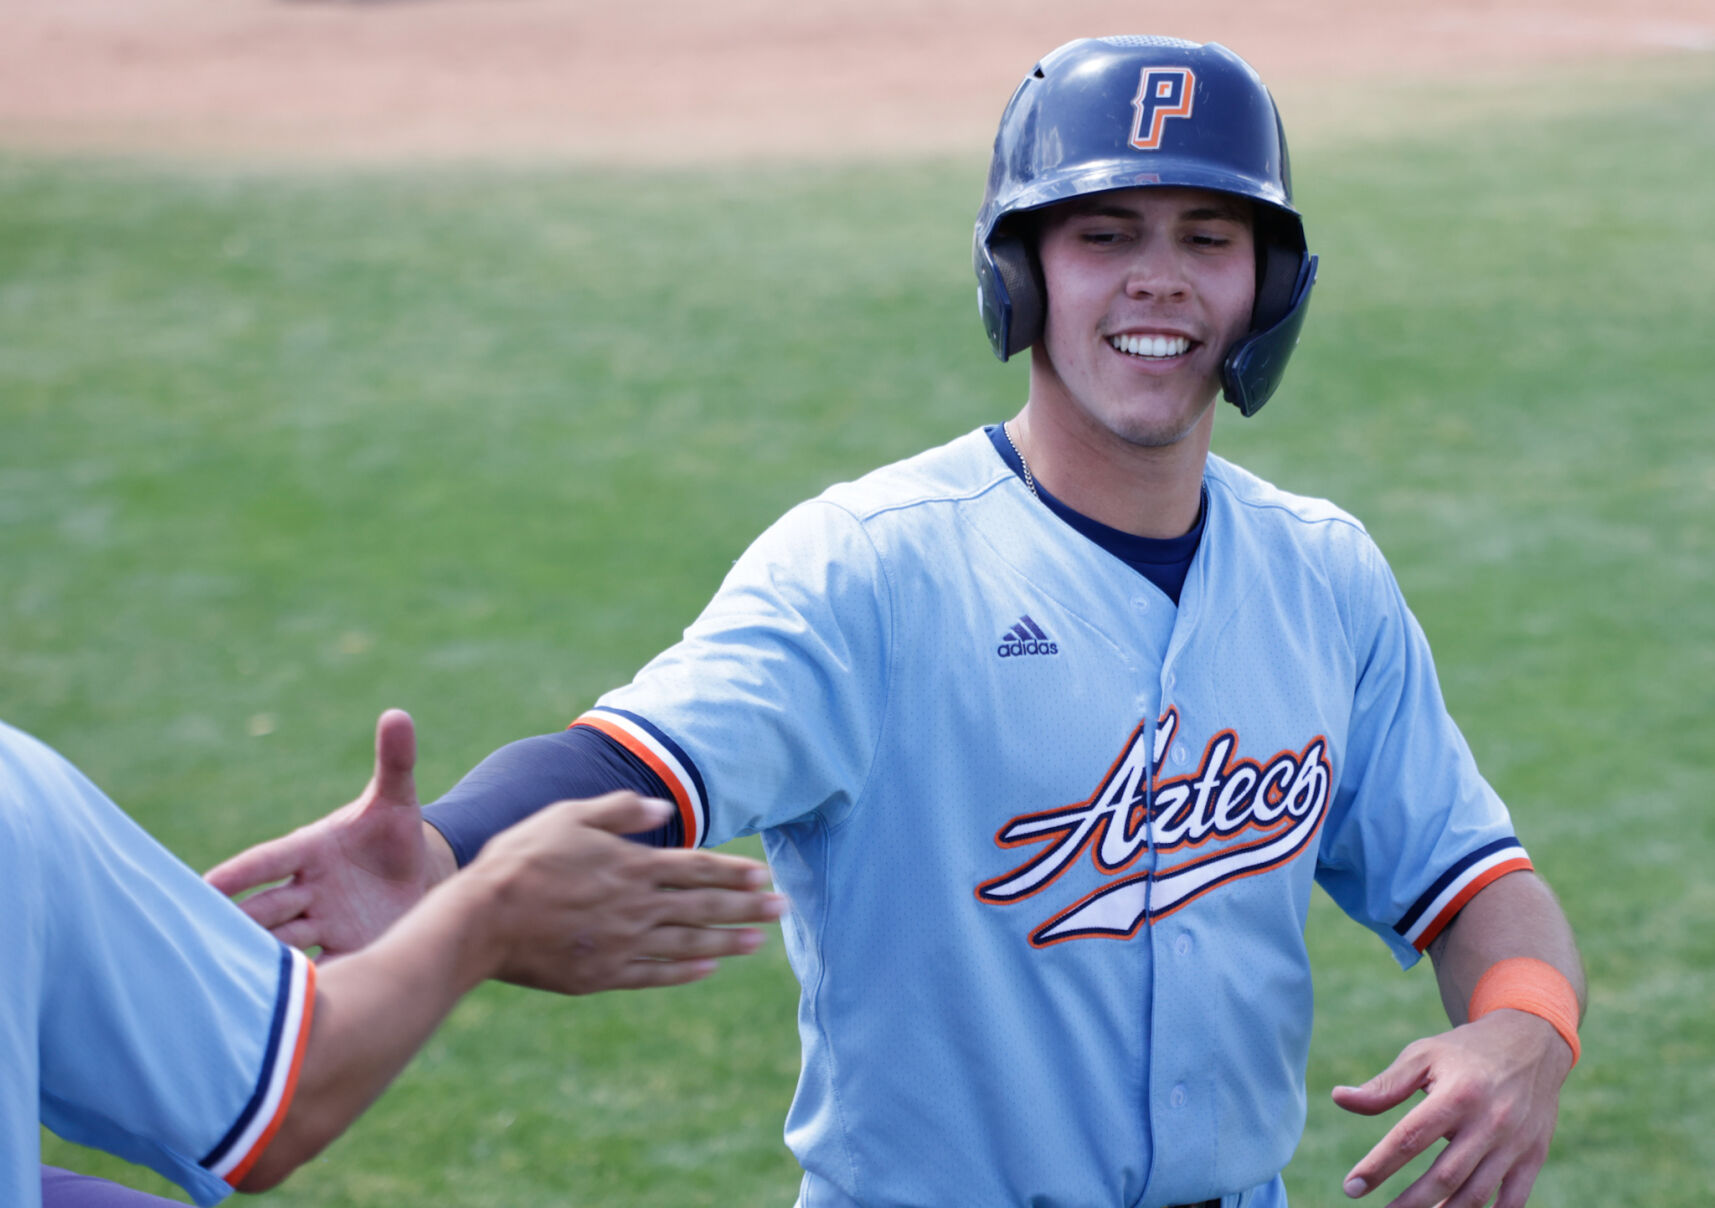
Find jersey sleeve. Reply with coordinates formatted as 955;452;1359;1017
1314;540;1532;968
0;724;315;1206
576;498;892;848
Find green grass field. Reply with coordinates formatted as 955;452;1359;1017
5;57;1713;1206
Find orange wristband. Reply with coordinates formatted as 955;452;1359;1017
1468;957;1581;1066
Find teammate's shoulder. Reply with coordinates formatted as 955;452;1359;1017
0;720;88;836
0;719;70;794
812;428;1009;523
1205;453;1369;537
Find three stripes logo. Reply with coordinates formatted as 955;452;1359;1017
997;615;1059;659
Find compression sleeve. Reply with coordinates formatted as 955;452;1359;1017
421;727;675;866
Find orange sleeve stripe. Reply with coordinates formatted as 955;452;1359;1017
224;958;318;1187
570;716;698;847
1412;856;1534;953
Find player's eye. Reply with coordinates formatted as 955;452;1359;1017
1079;227;1130;246
1188;231;1247;256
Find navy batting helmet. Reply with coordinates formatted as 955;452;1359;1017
973;36;1317;416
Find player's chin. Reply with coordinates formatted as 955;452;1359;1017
1112;420;1205;450
1107;396;1218;449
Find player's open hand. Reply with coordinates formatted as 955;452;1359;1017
206;708;433;957
459;791;787;994
1332;1009;1575;1208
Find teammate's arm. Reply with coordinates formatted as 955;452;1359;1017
239;790;782;1191
206;714;671;956
1333;870;1584;1208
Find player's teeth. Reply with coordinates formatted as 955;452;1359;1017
1110;334;1189;358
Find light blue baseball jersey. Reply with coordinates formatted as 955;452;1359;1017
577;429;1529;1208
0;722;315;1208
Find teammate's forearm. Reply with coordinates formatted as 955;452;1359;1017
1426;870;1586;1025
236;871;502;1191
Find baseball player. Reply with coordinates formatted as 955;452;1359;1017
6;712;781;1208
210;38;1584;1208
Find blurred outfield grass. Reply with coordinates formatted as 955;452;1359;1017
4;57;1713;1207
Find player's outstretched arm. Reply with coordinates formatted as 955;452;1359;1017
205;709;457;956
238;791;785;1191
1332;870;1584;1208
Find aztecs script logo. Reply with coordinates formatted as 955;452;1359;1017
976;708;1332;947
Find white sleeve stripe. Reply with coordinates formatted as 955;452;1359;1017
1398;846;1532;948
581;709;707;848
207;947;314;1181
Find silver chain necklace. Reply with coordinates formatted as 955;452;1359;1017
1003;422;1038;498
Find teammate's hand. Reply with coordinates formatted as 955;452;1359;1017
1332;1009;1574;1208
459;791;787;994
205;709;435;957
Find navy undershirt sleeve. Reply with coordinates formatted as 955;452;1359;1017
422;726;679;866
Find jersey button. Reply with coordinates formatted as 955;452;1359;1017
1172;743;1190;766
1174;933;1192;957
1131;596;1150;611
1170;1083;1188;1109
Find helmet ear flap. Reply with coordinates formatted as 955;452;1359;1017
990;229;1045;360
1220;206;1313;416
1252;238;1303;334
1223;251;1317;417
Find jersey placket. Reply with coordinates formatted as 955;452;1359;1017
1140;592;1220;1205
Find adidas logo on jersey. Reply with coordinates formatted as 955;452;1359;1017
997;614;1059;658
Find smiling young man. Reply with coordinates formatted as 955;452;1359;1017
1013;188;1257;537
210;38;1584;1208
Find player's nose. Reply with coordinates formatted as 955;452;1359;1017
1122;239;1190;302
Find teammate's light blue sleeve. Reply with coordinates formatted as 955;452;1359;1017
1315;538;1532;968
0;723;315;1208
571;498;891;848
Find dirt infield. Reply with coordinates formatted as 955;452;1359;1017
3;0;1711;162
